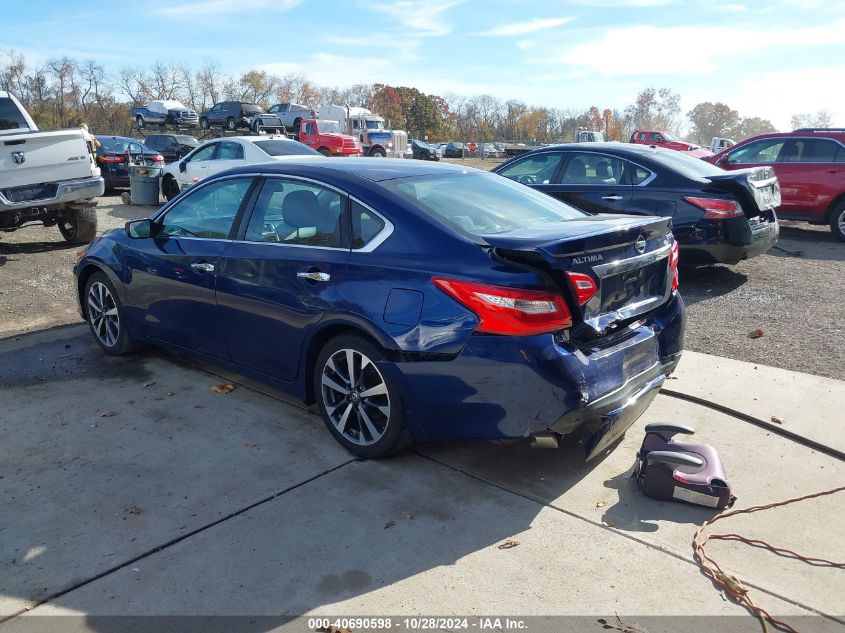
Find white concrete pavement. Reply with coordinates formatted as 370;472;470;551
0;325;843;632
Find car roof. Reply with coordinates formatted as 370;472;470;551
226;157;480;182
523;141;677;158
198;135;296;145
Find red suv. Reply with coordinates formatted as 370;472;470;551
706;129;845;240
630;130;713;159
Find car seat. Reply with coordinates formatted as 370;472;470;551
567;158;587;184
281;190;340;247
635;423;735;510
595;160;615;184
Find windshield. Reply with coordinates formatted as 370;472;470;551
253;140;319;156
175;135;198;146
320;121;342;134
0;97;30;131
647;148;725;179
365;118;383;130
662;131;680;141
383;172;587;238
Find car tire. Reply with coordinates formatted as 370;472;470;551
58;208;97;244
314;334;410;459
318;147;331;157
83;271;139;356
293;118;302;135
136;115;145;128
253;120;262;134
162;176;180;201
226;117;236;131
369;147;386;158
829;200;845;242
200;117;209;130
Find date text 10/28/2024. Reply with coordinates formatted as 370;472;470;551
310;617;528;631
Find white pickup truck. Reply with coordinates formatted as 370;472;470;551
1;91;104;244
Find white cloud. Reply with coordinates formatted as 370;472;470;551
475;17;574;37
372;0;465;36
157;0;300;17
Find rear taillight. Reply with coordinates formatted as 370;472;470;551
432;277;572;336
669;238;680;291
153;154;164;163
98;155;125;163
565;272;598;306
684;196;743;219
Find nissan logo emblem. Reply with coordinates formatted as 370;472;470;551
635;234;647;254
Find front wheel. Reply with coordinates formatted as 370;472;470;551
317;147;331;157
253;119;262;134
830;201;845;241
58;208;97;244
226;117;236;131
162;176;180;201
84;272;138;355
200;117;209;130
369;147;386;157
136;115;145;128
314;335;410;458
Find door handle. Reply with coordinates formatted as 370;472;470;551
191;262;215;273
601;195;624;201
297;271;331;282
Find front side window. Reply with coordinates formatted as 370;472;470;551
245;178;345;247
188;144;217;162
383;172;586;238
648;132;664;143
561;153;626;185
158;177;253;239
497;152;565;185
726;139;785;164
304;122;316;135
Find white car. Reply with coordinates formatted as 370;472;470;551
160;135;319;200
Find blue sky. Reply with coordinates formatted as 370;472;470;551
6;0;845;130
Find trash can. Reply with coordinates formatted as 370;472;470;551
129;165;162;205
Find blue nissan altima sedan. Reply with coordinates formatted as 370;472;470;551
74;159;685;459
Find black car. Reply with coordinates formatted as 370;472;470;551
199;101;268;132
409;139;440;161
493;143;781;265
142;134;198;163
443;142;464;158
95;136;164;192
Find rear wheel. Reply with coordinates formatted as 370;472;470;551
200;117;209;130
162;176;180;201
136;115;145;128
252;119;262;134
830;200;845;242
226;117;236;131
317;147;331;157
84;272;138;355
58;208;97;244
314;335;409;458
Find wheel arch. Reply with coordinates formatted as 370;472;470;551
76;261;127;319
301;317;396;405
824;192;845;223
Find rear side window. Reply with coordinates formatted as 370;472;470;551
497;153;565;184
727;139;785;164
561;153;626;185
783;138;841;163
0;97;30;130
252;140;319;156
245;178;345;248
631;165;652;185
351;200;386;249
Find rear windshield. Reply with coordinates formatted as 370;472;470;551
0;97;30;131
97;137;151;153
383;172;587;237
252;140;319;156
647;148;724;180
242;103;262;114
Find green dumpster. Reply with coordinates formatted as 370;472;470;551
129;165;162;205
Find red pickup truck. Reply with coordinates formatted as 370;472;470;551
297;119;362;157
630;130;713;159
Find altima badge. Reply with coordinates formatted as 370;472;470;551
11;151;25;164
635;233;647;254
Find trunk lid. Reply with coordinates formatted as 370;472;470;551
704;166;780;217
1;129;96;190
486;215;675;335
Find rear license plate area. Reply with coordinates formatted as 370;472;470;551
600;260;666;314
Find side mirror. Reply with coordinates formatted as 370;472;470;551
125;218;154;239
716;154;729;165
178;161;186;173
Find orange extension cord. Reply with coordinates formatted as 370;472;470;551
693;486;845;633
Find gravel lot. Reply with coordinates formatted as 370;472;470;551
1;184;843;380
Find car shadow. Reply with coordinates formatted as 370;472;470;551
769;224;844;263
0;239;77;257
676;265;748;307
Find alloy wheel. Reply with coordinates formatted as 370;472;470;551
321;348;390;446
87;281;120;347
838;209;845;234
